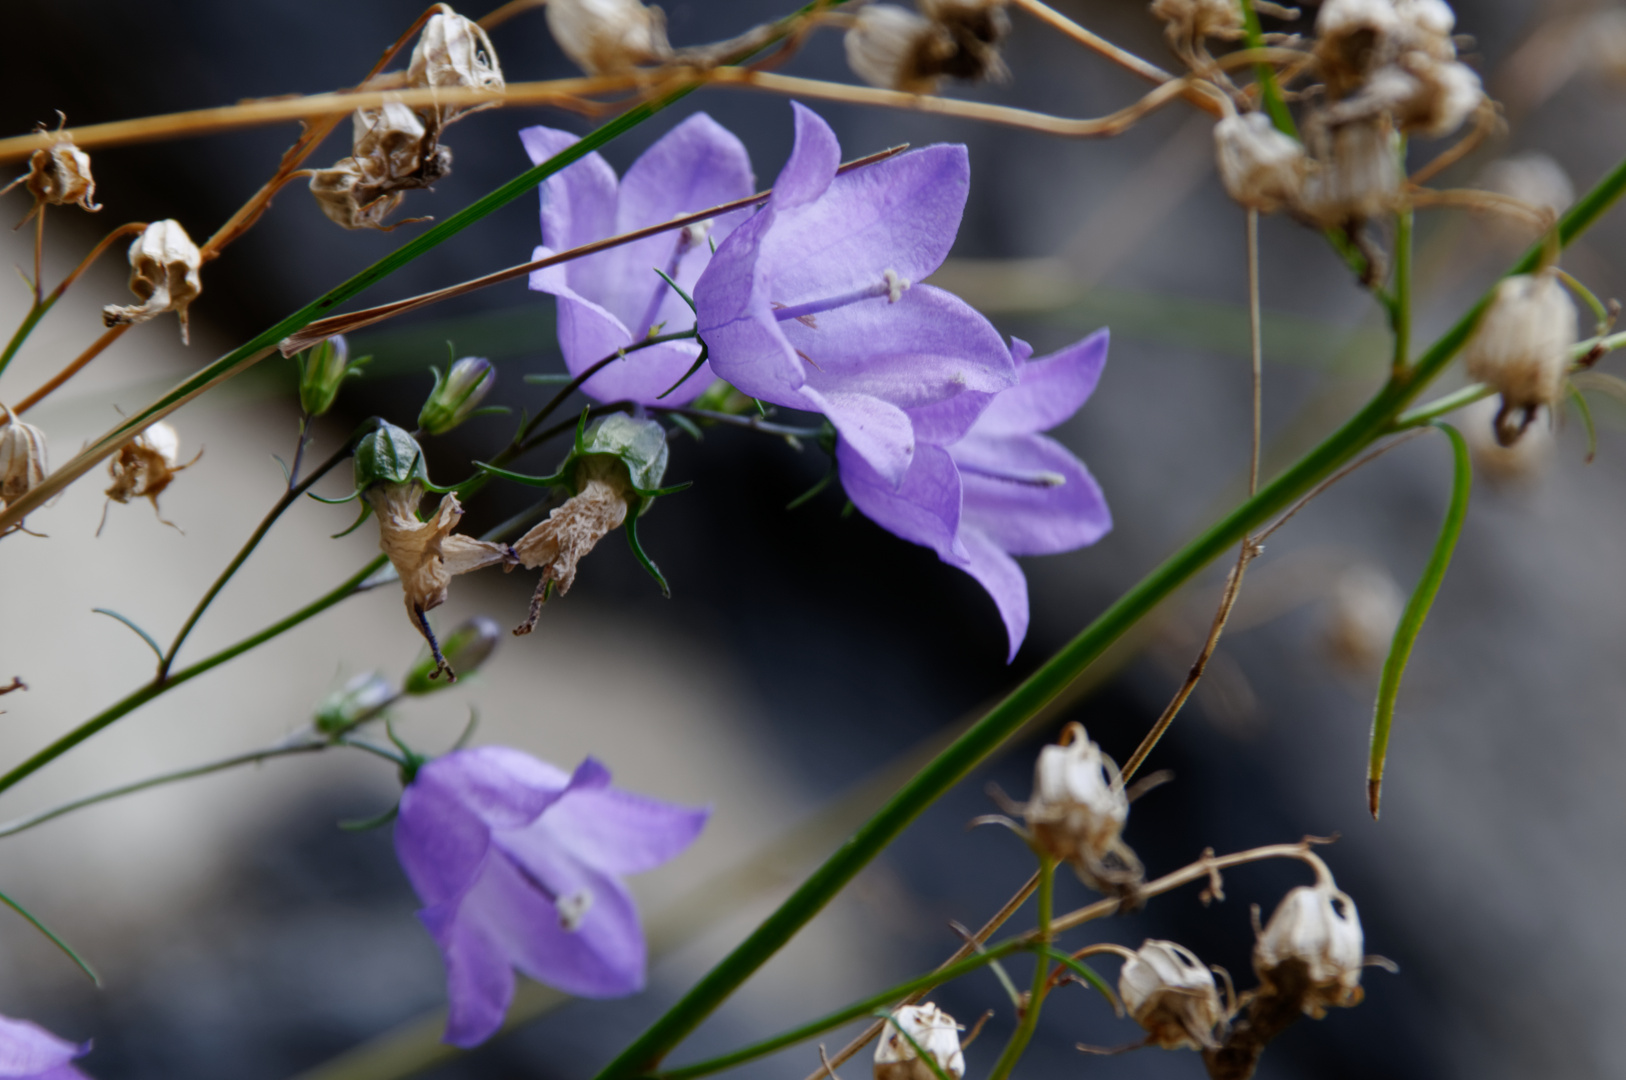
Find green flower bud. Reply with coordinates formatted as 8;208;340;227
404;616;501;694
353;421;428;493
418;357;495;435
297;335;365;417
314;672;395;734
690;379;755;416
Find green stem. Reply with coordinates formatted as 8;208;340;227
987;859;1053;1080
0;556;385;799
0;296;55;382
1237;0;1294;136
0;885;100;985
589;150;1626;1080
1391;383;1493;430
1392;207;1413;374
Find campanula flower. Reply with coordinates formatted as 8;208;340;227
694;103;1016;488
523;113;754;406
0;1013;90;1079
840;331;1111;659
395;747;708;1047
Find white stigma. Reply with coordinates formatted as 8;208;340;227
558;888;594;931
883;268;910;303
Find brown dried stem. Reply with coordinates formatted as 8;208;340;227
15;325;129;415
479;0;549;31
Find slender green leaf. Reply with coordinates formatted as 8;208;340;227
1368;423;1471;819
0;886;99;986
91;608;164;662
1570;384;1598;463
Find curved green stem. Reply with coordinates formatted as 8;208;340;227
986;859;1053;1080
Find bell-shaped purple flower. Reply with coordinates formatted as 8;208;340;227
523;113;754;406
0;1014;90;1079
841;331;1112;660
694;103;1016;488
395;747;707;1048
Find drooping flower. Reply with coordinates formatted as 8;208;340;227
0;1012;91;1079
873;1003;965;1080
1119;939;1224;1050
394;747;708;1047
1253;878;1367;1017
1018;721;1141;894
100;220;203;343
694;102;1016;489
101;420;200;533
523;113;755;406
840;331;1111;659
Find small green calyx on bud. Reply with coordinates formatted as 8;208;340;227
691;379;756;416
297;335;367;417
571;412;669;497
419;357;495;435
404;615;501;694
353;421;428;493
315;672;396;734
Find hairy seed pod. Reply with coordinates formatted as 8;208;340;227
1463;270;1578;446
1214;112;1307;213
844;5;956;93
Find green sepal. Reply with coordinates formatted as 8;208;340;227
626;507;670;598
353;421;429;492
652;267;697;314
655;338;709;401
329;500;374;539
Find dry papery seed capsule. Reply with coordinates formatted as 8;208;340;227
917;0;1011;84
546;0;672;75
1022;722;1143;893
1386;53;1482;138
1463;269;1578;446
1393;0;1457;61
1297;116;1401;226
874;1003;965;1080
103;421;197;532
1253;880;1366;1018
309;101;452;231
408;10;505;129
1148;0;1242;55
0;404;48;509
1119;939;1224;1050
1;132;100;221
1214;112;1306;213
844;5;956;93
1314;0;1401;99
101;220;203;343
1461;393;1553;484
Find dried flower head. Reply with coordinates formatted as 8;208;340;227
0;404;48;512
546;0;672;75
1;129;99;225
101;220;203;342
1479;152;1574;220
1321;563;1403;673
917;0;1011;84
1314;0;1401;99
1253;880;1366;1017
309;101;453;231
1214;112;1306;213
1463;269;1577;446
874;1003;965;1080
1394;0;1456;60
1149;0;1243;56
844;5;956;93
1461;393;1553;484
408;10;505;129
1297;116;1401;226
1021;722;1143;894
1119;939;1224;1050
102;421;199;533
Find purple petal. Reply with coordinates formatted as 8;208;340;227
545;783;709;876
973;330;1109;437
551;290;714;406
616;112;754;240
957;527;1030;662
31;1067;90;1080
804;387;915;489
694;208;807;406
419;897;516;1048
771;102;841;210
522;126;620;305
839;438;965;560
482;831;648;997
955;432;1111;556
395;772;492;907
0;1017;87;1077
415;748;572;828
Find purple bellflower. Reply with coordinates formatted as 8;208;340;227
523;113;754;406
840;331;1112;661
395;747;708;1047
0;1014;90;1079
694;103;1016;489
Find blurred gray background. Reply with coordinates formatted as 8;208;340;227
2;1;1625;1078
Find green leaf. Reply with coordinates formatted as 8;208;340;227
1368;423;1471;819
91;608;163;663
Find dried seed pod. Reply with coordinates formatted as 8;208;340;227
1214;112;1306;213
1022;722;1143;894
1393;0;1456;60
101;220;203;343
408;10;505;129
844;5;956;93
0;404;48;509
1478;152;1574;219
1149;0;1244;55
1462;270;1578;446
103;421;198;532
308;101;453;231
1253;881;1366;1018
1297;116;1402;226
1314;0;1401;99
874;1003;965;1080
1119;939;1224;1050
918;0;1011;83
1461;394;1553;483
1;131;99;224
1388;54;1482;138
545;0;672;75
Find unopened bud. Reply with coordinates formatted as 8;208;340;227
315;672;396;733
874;1003;965;1080
1;132;99;222
1254;880;1366;1017
1462;270;1577;446
1119;939;1223;1050
354;422;429;493
418;357;495;435
0;404;48;509
546;0;672;75
297;335;366;417
404;616;501;694
844;5;956;93
102;220;203;343
408;10;505;129
1214;112;1306;213
1022;722;1142;893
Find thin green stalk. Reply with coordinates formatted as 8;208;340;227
589;150;1626;1080
987;859;1053;1080
1236;0;1294;136
0;297;55;381
0;556;385;799
0;886;100;985
1391;383;1493;430
1392;207;1413;373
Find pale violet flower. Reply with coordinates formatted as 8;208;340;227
395;747;708;1047
523;113;754;406
694;102;1016;489
840;331;1111;659
0;1013;90;1079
